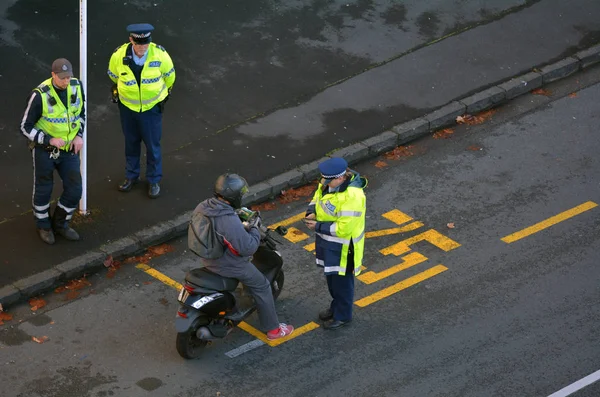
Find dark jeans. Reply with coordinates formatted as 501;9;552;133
32;147;82;229
119;103;163;183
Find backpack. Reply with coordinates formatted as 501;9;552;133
188;211;225;259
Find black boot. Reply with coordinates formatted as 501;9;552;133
52;207;80;241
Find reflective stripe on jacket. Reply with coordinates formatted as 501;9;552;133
310;173;367;276
33;77;84;151
107;43;176;112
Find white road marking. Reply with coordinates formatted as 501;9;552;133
548;369;600;397
225;339;265;358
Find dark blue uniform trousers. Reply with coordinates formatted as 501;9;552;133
32;147;82;229
118;103;163;184
326;253;355;322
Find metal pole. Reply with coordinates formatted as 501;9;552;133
79;0;89;215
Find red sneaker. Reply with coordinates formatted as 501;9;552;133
267;323;294;340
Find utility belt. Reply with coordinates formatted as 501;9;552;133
29;142;73;159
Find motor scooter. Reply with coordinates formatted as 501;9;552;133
175;208;287;359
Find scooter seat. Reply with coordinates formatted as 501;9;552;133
185;268;239;292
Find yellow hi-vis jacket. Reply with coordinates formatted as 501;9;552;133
33;77;84;151
307;172;367;276
107;42;175;112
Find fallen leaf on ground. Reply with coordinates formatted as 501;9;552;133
29;298;47;311
54;286;66;294
531;88;552;96
32;336;49;344
374;160;388;168
0;312;13;324
278;184;317;204
457;109;497;126
251;202;277;211
467;145;482;151
148;244;175;256
65;277;92;291
143;281;153;285
568;92;577;98
383;145;414;159
447;223;455;229
65;290;80;301
103;255;114;268
433;129;454;139
291;229;304;236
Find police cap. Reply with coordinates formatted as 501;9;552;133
127;23;154;44
319;157;348;180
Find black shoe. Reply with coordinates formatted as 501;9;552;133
54;226;80;241
37;228;55;245
319;308;333;321
118;178;140;192
323;319;351;330
148;183;160;199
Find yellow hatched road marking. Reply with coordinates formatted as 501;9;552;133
238;321;320;347
136;263;318;346
268;212;306;229
381;229;461;256
501;201;598;243
354;265;448;307
382;209;413;225
365;221;424;238
283;226;310;243
358;252;428;284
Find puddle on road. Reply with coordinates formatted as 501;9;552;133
136;377;163;391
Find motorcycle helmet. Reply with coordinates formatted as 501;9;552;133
214;173;249;209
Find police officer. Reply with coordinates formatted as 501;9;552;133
19;58;85;245
304;157;367;329
108;23;176;198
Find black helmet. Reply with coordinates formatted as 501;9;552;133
214;173;249;209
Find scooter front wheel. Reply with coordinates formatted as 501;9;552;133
176;329;208;359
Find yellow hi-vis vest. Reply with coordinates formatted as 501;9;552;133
107;43;176;112
311;174;367;276
33;77;84;151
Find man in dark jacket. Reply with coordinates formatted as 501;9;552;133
194;173;294;340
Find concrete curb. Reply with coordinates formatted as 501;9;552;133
1;45;599;309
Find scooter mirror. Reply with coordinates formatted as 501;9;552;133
275;226;288;236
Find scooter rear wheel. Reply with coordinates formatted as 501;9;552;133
176;329;208;359
272;270;285;300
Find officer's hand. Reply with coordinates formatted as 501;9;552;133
305;213;315;220
72;136;84;154
49;137;66;148
304;219;316;230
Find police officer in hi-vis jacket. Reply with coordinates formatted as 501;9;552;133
108;23;175;199
20;58;85;245
304;157;367;330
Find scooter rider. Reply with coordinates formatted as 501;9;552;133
193;173;294;340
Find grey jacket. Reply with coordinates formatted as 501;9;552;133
194;197;261;273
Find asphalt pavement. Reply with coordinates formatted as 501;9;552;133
1;1;600;294
0;66;598;397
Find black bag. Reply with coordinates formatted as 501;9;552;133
188;211;225;259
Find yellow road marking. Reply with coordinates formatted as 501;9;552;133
365;221;424;238
283;226;310;243
382;209;413;225
303;242;316;252
136;263;319;346
358;252;428;284
268;212;306;229
238;321;320;347
501;201;598;243
354;265;448;307
381;229;461;256
136;263;182;290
